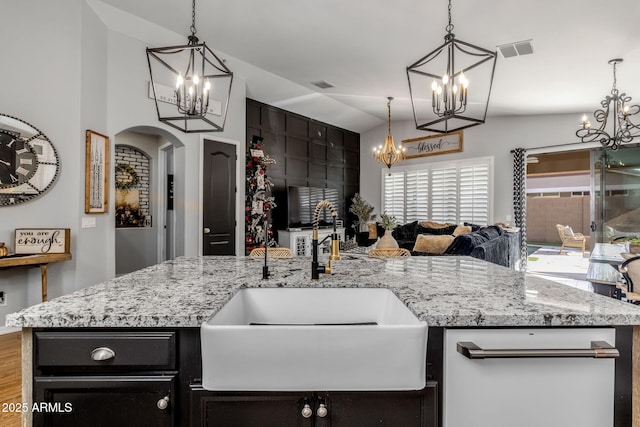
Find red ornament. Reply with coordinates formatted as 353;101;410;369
259;170;265;175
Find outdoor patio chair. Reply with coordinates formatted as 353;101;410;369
619;254;640;301
555;224;587;255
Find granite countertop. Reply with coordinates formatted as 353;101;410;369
6;255;640;328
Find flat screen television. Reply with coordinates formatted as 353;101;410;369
287;186;340;229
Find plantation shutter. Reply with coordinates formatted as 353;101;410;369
383;171;405;222
430;167;458;223
459;162;490;224
381;156;492;225
405;170;429;222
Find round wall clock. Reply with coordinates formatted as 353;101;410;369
0;114;60;206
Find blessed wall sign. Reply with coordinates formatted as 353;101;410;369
402;130;463;159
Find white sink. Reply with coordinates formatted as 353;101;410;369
201;287;428;391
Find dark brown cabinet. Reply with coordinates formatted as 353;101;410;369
190;383;437;427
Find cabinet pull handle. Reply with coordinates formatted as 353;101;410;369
157;395;170;410
301;403;313;418
457;340;619;359
317;403;328;418
90;347;116;361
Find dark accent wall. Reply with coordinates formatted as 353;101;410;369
246;98;360;233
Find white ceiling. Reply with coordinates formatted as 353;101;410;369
96;0;640;134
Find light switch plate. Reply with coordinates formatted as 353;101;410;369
81;217;97;228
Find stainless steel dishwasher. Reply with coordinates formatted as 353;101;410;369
444;328;618;427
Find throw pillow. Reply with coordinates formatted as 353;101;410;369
452;225;472;236
413;234;454;254
419;221;454;229
564;225;575;237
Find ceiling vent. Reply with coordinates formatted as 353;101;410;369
498;40;534;58
311;80;335;89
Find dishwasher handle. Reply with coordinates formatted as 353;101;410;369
457;340;619;359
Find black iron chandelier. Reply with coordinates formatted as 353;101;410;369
576;58;640;150
146;0;233;133
406;0;497;134
373;97;405;169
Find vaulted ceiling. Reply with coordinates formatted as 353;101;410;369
96;0;640;133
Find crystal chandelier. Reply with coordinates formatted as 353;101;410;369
576;58;640;150
373;97;405;169
146;0;233;133
406;0;497;134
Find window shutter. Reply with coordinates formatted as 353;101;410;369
430;167;458;223
383;172;405;222
459;163;489;224
405;170;429;222
381;157;492;226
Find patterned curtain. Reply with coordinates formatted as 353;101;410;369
512;148;527;270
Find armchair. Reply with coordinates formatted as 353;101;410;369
555;224;587;255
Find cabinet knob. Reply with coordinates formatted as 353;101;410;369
301;403;313;418
157;396;170;410
317;403;328;418
90;347;116;361
204;227;211;233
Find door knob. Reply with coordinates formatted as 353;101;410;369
317;403;328;418
301;403;313;418
157;395;169;410
204;227;211;233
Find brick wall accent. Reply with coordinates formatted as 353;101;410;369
114;145;151;225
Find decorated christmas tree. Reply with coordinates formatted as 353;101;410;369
245;135;277;255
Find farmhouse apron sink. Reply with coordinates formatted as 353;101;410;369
201;287;428;391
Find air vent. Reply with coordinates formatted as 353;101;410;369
311;80;335;89
498;40;534;58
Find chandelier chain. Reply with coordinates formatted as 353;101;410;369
387;98;392;135
190;0;197;36
446;0;454;34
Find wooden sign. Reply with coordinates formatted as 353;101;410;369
402;130;463;159
14;228;71;254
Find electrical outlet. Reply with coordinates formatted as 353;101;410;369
0;291;5;306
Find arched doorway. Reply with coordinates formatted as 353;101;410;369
113;126;184;275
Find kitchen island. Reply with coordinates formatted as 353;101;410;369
7;255;640;426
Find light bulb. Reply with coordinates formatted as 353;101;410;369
452;84;458;95
193;74;200;85
431;80;438;91
459;72;468;88
581;114;588;123
204;80;211;92
442;74;449;85
436;86;442;96
176;74;184;88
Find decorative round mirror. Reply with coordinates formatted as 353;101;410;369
0;114;60;206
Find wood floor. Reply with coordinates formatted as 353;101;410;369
0;331;22;427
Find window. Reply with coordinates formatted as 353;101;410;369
382;157;493;224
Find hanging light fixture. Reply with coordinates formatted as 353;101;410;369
373;97;405;169
146;0;233;133
406;0;497;134
576;58;640;150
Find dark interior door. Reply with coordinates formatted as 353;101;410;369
203;139;236;255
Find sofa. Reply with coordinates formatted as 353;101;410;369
375;220;515;267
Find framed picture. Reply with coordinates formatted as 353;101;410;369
85;130;110;214
402;130;463;159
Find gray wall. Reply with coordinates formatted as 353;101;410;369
0;0;247;324
359;113;600;226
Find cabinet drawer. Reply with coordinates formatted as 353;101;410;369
35;331;176;370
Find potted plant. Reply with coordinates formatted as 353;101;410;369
376;212;399;249
349;193;376;246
